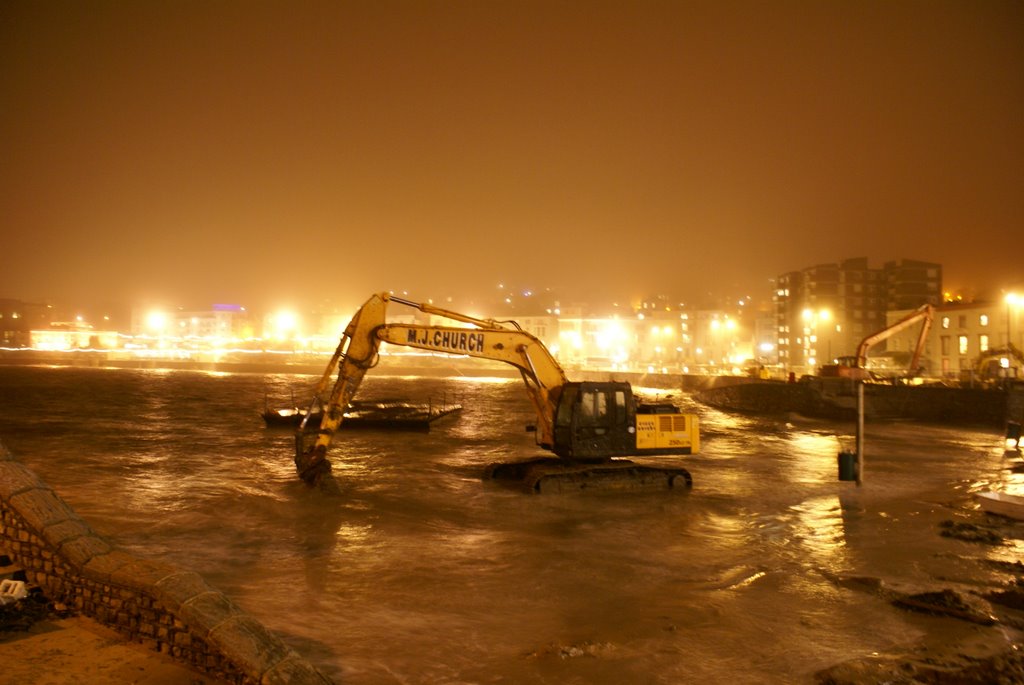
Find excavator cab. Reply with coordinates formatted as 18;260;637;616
552;382;635;459
551;381;698;459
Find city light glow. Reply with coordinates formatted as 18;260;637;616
10;277;1022;380
146;311;168;333
271;310;300;340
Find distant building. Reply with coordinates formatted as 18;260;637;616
775;257;942;375
30;322;120;350
555;313;637;370
515;314;559;353
886;298;1023;379
0;299;52;347
884;258;944;310
750;312;778;366
689;310;742;372
130;304;255;344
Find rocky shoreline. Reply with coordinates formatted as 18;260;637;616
815;513;1024;684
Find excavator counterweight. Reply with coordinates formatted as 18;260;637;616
294;292;699;493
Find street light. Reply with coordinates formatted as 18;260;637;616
1006;292;1021;349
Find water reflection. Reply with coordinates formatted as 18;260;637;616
789;495;849;573
786;432;843;484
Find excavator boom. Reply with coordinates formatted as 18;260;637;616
294;292;573;486
375;324;565;448
854;304;934;370
821;304;934;379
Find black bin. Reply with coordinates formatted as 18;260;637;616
837;451;858;481
1006;421;1021;443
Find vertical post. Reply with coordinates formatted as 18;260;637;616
1008;300;1013;348
856;381;865;486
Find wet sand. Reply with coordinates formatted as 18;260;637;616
0;614;218;685
812;513;1024;684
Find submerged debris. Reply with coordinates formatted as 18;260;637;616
527;640;616;660
981;558;1024;575
985;584;1024;612
892;588;997;625
0;594;50;633
938;520;1004;544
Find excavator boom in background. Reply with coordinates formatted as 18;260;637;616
820;304;934;380
294;292;699;493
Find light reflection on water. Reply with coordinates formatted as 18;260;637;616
0;365;1018;684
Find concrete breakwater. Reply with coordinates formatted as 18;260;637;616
0;440;332;685
694;378;1024;427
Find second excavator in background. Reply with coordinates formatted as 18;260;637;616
294;292;699;493
819;304;935;380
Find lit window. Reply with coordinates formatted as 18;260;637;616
980;315;988;326
942;317;950;329
958;335;968;355
980;335;989;352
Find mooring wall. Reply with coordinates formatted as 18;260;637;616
0;440;332;685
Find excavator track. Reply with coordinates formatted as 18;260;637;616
485;457;692;494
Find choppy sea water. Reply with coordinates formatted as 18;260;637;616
0;365;1020;684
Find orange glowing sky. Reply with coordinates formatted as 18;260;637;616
2;1;1021;312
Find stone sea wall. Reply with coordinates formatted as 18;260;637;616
0;440;332;685
694;378;1022;427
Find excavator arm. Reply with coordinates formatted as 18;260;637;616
294;292;569;487
294;293;387;486
854;304;934;375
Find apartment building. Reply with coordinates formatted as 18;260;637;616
0;299;52;347
775;257;941;374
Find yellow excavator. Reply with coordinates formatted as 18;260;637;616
294;292;699;493
971;343;1024;384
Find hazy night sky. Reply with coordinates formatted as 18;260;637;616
2;1;1022;314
